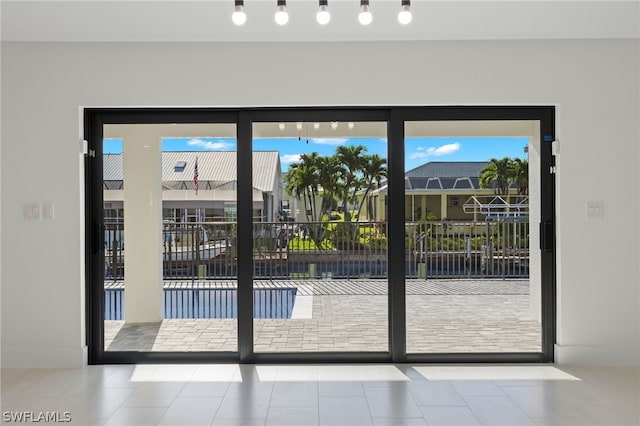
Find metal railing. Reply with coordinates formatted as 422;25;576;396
405;220;529;278
104;219;529;281
163;221;238;279
252;220;388;279
104;220;238;280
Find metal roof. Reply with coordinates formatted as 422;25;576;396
426;178;443;190
401;162;488;191
103;151;281;193
405;176;482;191
405;161;489;178
103;154;123;181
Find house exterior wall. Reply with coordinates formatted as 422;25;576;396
1;39;638;367
405;194;444;221
405;191;521;221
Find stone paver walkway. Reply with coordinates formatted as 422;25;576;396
105;278;530;295
104;279;541;353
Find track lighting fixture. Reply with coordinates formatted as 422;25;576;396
231;0;413;27
316;0;331;25
358;0;372;26
231;0;247;25
275;0;289;25
398;0;412;25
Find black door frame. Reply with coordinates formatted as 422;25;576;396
85;106;555;364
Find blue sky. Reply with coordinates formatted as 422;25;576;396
104;136;528;172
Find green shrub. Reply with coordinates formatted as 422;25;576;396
288;236;334;251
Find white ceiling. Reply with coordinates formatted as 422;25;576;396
1;0;638;42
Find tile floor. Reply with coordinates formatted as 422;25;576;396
1;364;638;425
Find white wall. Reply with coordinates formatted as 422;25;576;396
1;39;639;367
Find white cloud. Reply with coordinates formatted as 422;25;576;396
186;138;233;150
409;151;429;159
409;142;461;159
310;138;348;146
280;154;301;164
431;142;461;156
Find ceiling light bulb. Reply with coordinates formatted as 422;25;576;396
278;122;286;131
398;5;412;25
348;122;355;130
232;5;247;25
317;5;330;25
331;121;338;130
359;4;372;26
313;122;320;130
296;122;303;131
275;4;289;25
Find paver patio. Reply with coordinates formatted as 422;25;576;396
104;279;541;353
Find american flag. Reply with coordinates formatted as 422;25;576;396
193;156;199;195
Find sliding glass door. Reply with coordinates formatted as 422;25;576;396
402;120;543;354
250;120;389;354
86;106;555;364
102;123;239;354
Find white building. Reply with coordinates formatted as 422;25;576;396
103;151;282;222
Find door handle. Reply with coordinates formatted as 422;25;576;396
539;220;554;252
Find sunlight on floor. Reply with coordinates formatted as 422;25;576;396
129;364;243;382
128;364;582;384
255;365;411;382
414;365;581;381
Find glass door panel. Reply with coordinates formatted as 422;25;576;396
102;123;238;353
403;120;542;353
251;121;389;352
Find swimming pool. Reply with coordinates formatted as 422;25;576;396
104;288;297;320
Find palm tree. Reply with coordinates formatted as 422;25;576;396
335;144;366;222
316;155;342;217
355;154;387;222
285;146;387;249
510;158;528;195
479;157;512;195
284;153;321;222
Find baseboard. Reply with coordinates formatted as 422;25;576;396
4;343;637;367
555;344;640;366
1;346;88;368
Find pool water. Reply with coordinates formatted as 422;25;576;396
104;288;297;320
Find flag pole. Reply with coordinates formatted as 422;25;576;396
194;156;199;196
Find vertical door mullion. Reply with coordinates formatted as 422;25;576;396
87;113;105;364
237;111;254;362
540;109;556;362
388;109;406;362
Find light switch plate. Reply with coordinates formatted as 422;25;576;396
43;202;55;220
23;204;41;220
586;201;603;219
